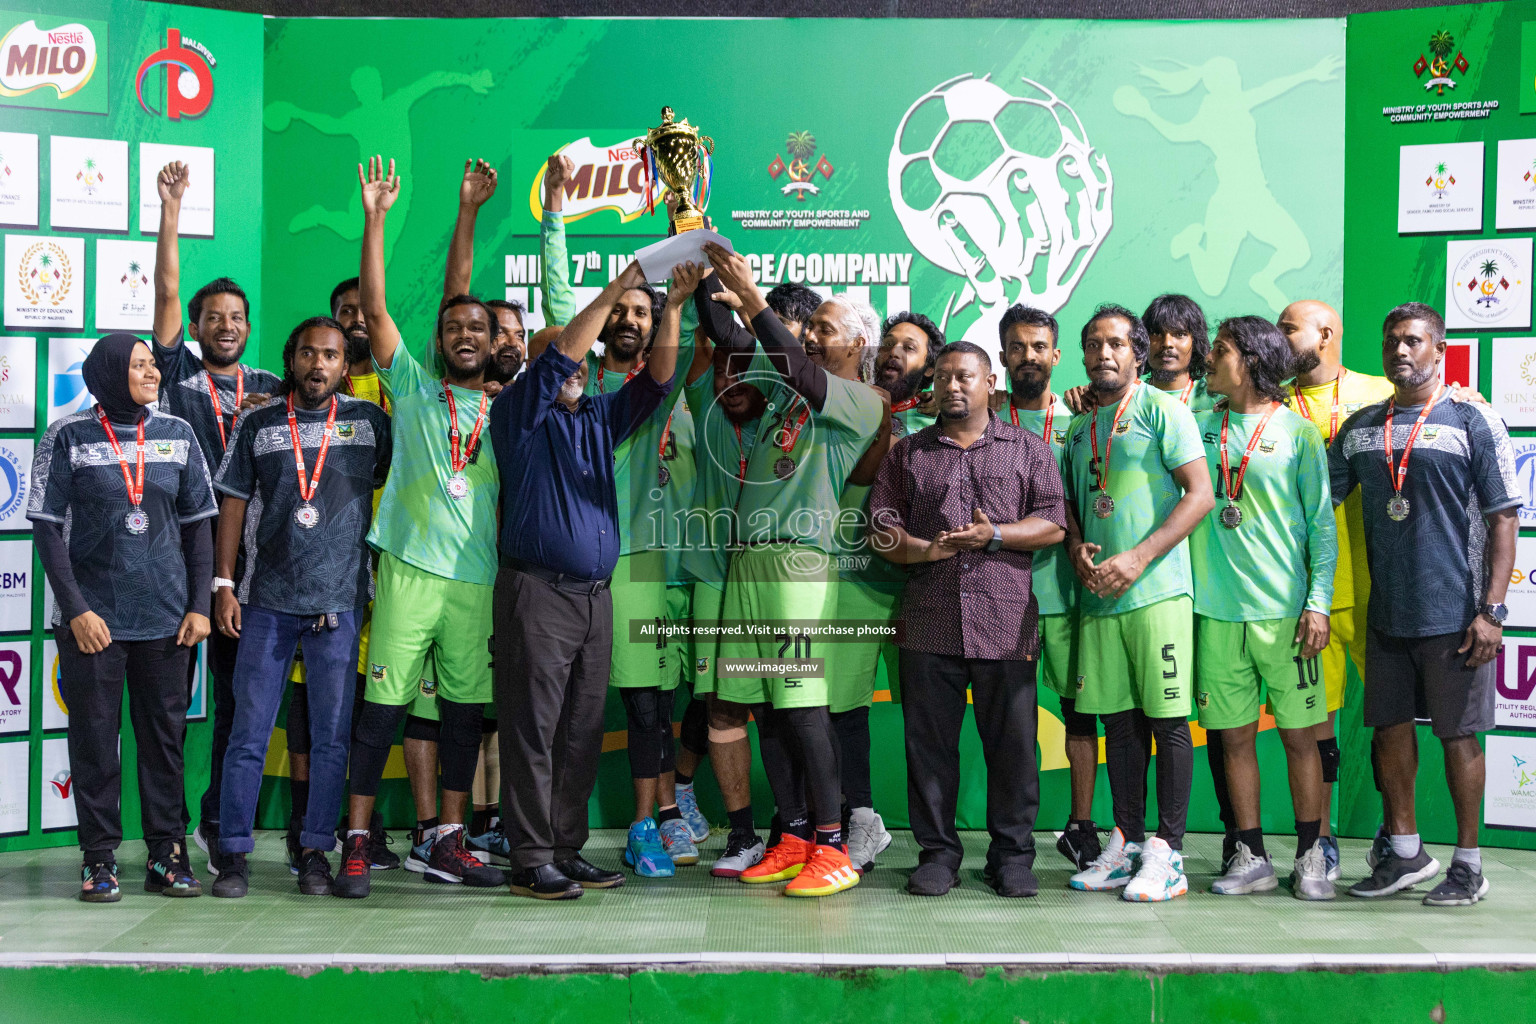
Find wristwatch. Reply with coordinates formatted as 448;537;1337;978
211;577;235;594
985;523;1004;553
1482;602;1509;625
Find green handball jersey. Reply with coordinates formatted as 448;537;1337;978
736;346;884;556
679;365;759;589
368;340;499;586
1189;404;1337;622
1008;395;1075;616
1064;383;1207;617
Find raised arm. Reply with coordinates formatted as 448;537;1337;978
704;242;827;410
847;386;894;487
152;162;190;347
556;259;646;364
647;262;704;388
358;156;404;369
540;154;577;327
444;158;497;302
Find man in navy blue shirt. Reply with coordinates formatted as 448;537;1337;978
489;259;694;899
1329;302;1519;908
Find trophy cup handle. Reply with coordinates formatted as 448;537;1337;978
699;135;715;156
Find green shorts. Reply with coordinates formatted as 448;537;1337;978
690;581;725;697
610;550;673;689
1195;616;1325;731
667;583;693;690
825;579;901;714
1039;611;1080;700
717;543;834;710
365;553;492;706
407;652;441;722
1076;595;1193;718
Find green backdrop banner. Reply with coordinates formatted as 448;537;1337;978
0;0;262;853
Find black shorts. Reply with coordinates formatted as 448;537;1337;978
1364;629;1494;739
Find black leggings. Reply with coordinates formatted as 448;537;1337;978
350;698;484;796
830;705;872;809
621;686;677;779
1102;709;1193;849
679;694;709;759
757;704;841;835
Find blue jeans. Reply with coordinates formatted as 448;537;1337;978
219;605;362;854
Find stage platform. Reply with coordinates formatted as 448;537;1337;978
5;830;1536;1023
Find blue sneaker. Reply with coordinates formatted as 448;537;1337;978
622;818;675;877
403;826;436;874
674;782;710;843
1319;835;1341;882
466;822;511;866
659;817;700;865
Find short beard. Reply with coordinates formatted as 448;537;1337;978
486;349;523;385
201;343;243;370
1009;369;1047;402
600;325;645;361
1387;363;1436;390
886;366;927;404
558;377;584;404
1088;373;1129;394
1147;365;1183;386
938;400;971;421
1290;349;1321;377
344;328;371;367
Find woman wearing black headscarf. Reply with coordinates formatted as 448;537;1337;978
28;334;219;903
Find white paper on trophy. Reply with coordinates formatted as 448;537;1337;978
635;230;735;282
49;136;128;232
0;132;39;228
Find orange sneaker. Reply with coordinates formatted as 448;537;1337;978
739;833;812;884
784;844;860;898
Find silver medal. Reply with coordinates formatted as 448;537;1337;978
1219;503;1243;529
1093;493;1115;519
447;474;469;500
294;503;320;529
774;456;797;480
658;464;671;487
1386;494;1410;522
124;509;148;535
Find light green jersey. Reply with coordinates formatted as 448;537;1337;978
540;210;577;327
679;365;759;588
891;400;934;440
1189;405;1336;622
1146;375;1218;413
368;341;499;586
736;345;883;557
1063;383;1207;617
1007;394;1075;616
660;403;696;584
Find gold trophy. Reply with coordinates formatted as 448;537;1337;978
635;106;714;232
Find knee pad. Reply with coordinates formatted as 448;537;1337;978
436;699;485;792
621;688;667;778
1059;698;1097;739
680;696;709;757
1317;736;1340;784
355;701;408;751
402;713;441;743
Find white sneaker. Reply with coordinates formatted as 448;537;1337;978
1069;827;1141;891
1210;841;1278;895
1122;836;1188;902
1292;839;1336;901
847;807;892;874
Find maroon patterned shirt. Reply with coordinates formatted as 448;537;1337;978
869;412;1067;660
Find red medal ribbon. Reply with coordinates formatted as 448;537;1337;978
775;397;810;454
1009;396;1054;445
205;366;243;451
1384;384;1444;500
1177;377;1195;405
286;393;338;504
891;394;923;413
444;384;489;476
1292;368;1346;446
98;409;145;508
658;409;675;466
597;361;644;394
1088;383;1139;494
1218;402;1280;504
732;422;747;481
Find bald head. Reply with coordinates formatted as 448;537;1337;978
1278;300;1343;384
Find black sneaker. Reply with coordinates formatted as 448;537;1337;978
210;853;249;898
286;820;303;876
556;855;625;889
333;833;371;899
906;862;959;897
1056;821;1103;872
983;862;1039;898
80;860;121;903
508;863;583;900
367;811;400;870
145;841;202;897
1348;843;1441;898
297;849;334;896
1422;860;1489;907
424;826;505;887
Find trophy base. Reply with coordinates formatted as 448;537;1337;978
673;213;704;232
